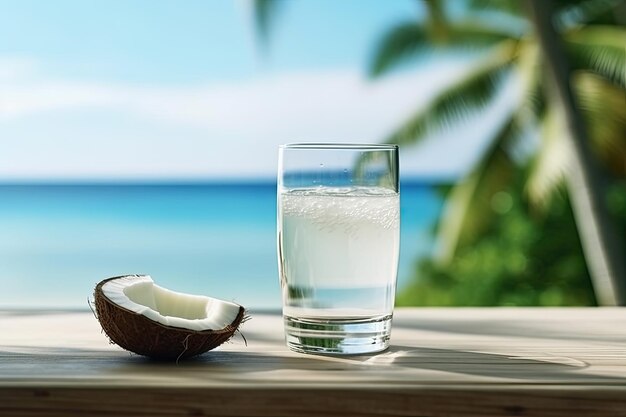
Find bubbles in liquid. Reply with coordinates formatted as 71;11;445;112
280;186;399;230
279;186;400;290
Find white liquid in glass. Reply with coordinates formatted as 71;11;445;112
279;186;399;320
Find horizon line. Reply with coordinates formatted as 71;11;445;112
0;174;457;185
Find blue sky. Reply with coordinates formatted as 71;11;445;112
0;0;504;180
0;0;418;82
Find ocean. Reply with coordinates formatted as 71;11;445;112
0;181;443;309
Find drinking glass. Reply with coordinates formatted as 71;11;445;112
277;143;399;354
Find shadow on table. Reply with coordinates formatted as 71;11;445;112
2;343;624;384
112;348;604;384
376;345;625;382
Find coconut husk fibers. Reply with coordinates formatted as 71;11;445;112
94;276;246;361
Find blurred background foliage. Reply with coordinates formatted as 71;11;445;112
398;176;600;306
256;0;626;306
371;0;626;306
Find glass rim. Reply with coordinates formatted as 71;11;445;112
280;143;398;151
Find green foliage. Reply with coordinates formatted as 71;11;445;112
575;72;626;176
555;0;625;26
397;173;601;306
566;26;626;88
435;116;520;262
369;21;514;77
253;0;282;45
606;180;626;238
251;0;626;305
369;23;432;77
383;40;516;145
372;1;625;293
467;0;523;15
468;0;623;25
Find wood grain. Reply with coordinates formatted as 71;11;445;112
1;308;625;416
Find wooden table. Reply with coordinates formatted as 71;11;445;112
1;308;625;416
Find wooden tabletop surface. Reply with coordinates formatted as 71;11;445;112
1;308;625;416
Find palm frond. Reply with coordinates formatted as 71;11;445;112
423;0;449;41
369;21;515;77
452;21;522;45
524;69;626;210
515;41;546;123
383;40;517;146
435;115;520;264
252;0;282;45
556;0;624;27
369;22;431;77
575;72;626;176
565;25;626;88
467;0;524;16
525;106;570;211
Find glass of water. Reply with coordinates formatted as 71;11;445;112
277;143;399;354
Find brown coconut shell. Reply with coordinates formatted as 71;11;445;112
94;276;246;361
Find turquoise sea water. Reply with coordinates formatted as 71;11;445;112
0;182;443;309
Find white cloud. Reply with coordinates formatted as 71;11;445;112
0;57;39;81
0;57;506;180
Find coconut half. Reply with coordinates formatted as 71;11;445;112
94;275;245;360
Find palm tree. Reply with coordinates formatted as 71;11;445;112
252;0;626;304
367;0;625;304
525;0;625;305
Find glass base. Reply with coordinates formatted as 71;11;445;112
283;314;392;355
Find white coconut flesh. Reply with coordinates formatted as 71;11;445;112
101;275;241;331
